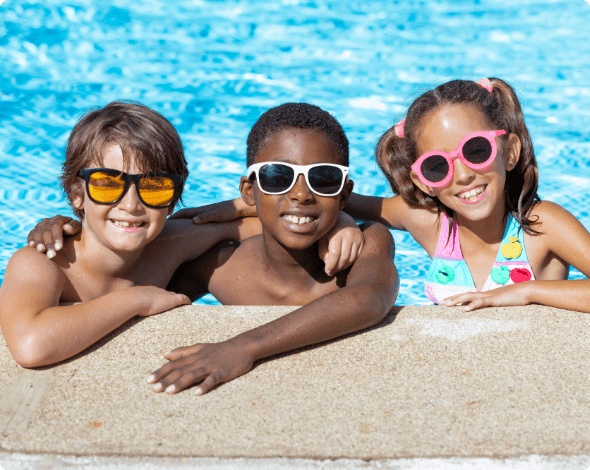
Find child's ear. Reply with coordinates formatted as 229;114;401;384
239;176;256;207
504;133;522;171
338;179;354;210
410;170;433;196
72;194;84;211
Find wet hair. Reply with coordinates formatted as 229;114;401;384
61;101;188;220
246;102;349;167
376;78;540;235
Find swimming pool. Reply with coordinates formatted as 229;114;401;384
1;0;589;305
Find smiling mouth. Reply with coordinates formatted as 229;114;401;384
111;220;145;228
282;215;317;225
457;185;486;202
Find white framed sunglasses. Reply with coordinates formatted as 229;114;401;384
247;162;349;197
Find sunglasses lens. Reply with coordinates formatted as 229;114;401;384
88;172;125;203
258;164;295;193
421;155;449;183
308;165;344;195
138;176;176;207
463;136;493;165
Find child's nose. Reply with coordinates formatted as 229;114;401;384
289;174;313;202
118;182;144;212
453;158;476;185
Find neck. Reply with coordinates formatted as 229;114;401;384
455;195;507;245
74;228;145;280
259;232;324;281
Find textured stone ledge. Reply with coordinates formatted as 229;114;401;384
1;305;589;459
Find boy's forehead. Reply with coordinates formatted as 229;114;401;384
94;143;151;174
253;128;344;166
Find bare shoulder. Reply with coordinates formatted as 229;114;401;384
0;246;65;317
358;221;395;256
529;200;587;235
4;246;63;282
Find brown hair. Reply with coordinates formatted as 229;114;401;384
375;78;540;234
60;101;188;220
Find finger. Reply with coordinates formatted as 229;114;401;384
31;229;47;252
51;223;65;252
63;219;82;235
41;230;56;258
152;368;187;393
168;208;198;220
464;298;487;312
335;239;354;272
168;367;212;394
324;246;341;275
194;370;222;396
164;344;203;360
147;357;195;387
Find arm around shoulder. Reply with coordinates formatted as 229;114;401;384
0;247;189;367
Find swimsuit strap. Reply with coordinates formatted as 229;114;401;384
433;212;464;260
495;213;530;263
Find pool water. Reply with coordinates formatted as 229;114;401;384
1;0;589;305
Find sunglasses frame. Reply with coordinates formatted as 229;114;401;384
246;162;350;197
411;130;507;188
78;168;182;209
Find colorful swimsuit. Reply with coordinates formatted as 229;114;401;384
425;213;535;304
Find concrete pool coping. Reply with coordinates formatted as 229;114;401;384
1;305;589;467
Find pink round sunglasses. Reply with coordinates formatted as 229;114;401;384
411;130;507;188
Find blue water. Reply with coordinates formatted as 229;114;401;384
1;0;589;305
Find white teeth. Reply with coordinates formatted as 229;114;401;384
458;186;485;200
112;220;143;228
283;215;314;225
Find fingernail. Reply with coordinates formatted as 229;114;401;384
54;241;62;250
29;241;35;246
153;383;163;392
165;385;176;394
194;388;202;396
37;244;44;251
147;374;156;383
47;250;56;259
193;216;200;223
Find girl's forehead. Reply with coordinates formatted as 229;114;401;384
416;104;494;154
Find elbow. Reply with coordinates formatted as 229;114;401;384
9;334;54;368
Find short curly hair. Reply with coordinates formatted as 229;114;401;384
246;103;349;167
61;101;188;220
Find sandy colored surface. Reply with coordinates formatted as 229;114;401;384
1;305;589;459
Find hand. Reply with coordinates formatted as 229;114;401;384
168;198;256;224
133;286;191;317
439;284;530;311
147;340;256;395
27;215;82;258
318;212;364;276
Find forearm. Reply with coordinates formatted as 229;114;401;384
523;279;590;313
4;288;148;367
345;193;388;224
232;283;396;362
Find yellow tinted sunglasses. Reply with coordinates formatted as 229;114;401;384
78;168;182;209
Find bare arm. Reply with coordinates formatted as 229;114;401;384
148;222;398;395
441;202;590;313
0;248;190;367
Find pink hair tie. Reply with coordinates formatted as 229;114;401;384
394;118;406;138
476;78;493;93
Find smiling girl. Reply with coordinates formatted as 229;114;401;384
345;77;590;312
